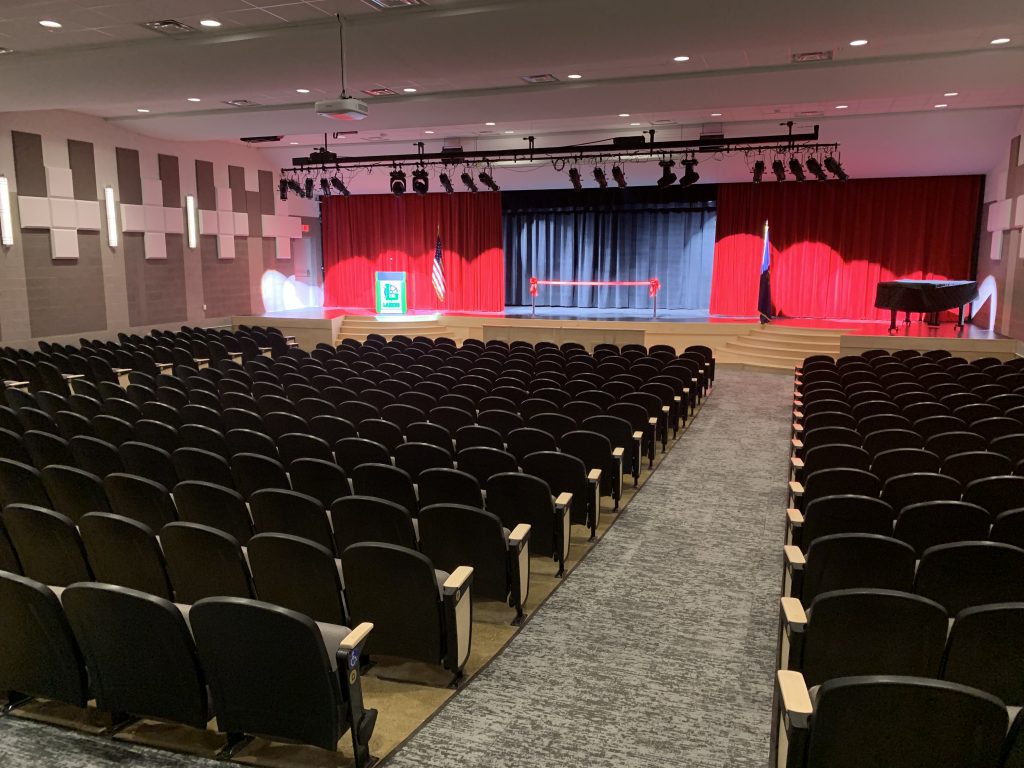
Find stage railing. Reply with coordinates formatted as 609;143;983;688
529;277;662;318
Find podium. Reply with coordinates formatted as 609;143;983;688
375;271;407;314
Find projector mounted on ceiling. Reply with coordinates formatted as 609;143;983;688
315;14;368;121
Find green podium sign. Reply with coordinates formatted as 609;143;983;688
375;271;407;314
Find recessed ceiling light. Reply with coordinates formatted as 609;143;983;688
849;39;868;46
296;88;310;94
187;97;201;102
424;130;435;134
0;47;13;54
136;108;150;113
934;103;948;108
39;20;61;28
711;112;722;117
943;91;959;97
485;122;496;126
990;37;1011;45
567;74;582;79
618;113;630;117
503;130;514;134
835;104;849;109
402;87;417;93
289;141;298;145
673;55;690;62
630;122;641;126
199;19;221;27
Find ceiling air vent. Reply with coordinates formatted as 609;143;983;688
223;99;260;107
142;19;196;35
521;74;558;84
651;119;677;125
797;110;824;117
360;0;428;9
240;136;283;143
362;87;398;97
792;50;834;63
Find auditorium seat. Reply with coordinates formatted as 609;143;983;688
78;512;173;599
189;597;376;763
419;503;531;623
0;570;89;712
915;541;1024;614
880;472;961;513
160;522;255;603
963;475;1024;519
289;457;351;508
891;500;990;556
784;533;916;606
173;480;254;544
229;452;290;499
2;504;92;586
172;447;235;489
417;468;483;510
250;488;334;552
940;603;1024;707
22;429;74;470
487;472;570;576
334;437;391;475
40;464;110;523
331;495;418;553
0;458;52;508
522;450;598;539
351;463;418;515
786;495;894;551
247;533;348;625
341;542;473;683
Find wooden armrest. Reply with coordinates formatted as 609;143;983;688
790;457;804;469
285;335;296;342
632;430;644;441
783;545;806;570
193;357;210;364
786;508;804;528
661;405;670;413
682;387;690;394
793;409;803;420
443;565;474;591
258;347;271;352
62;373;85;380
587;468;602;482
554;491;572;510
788;480;804;497
777;670;812;729
791;438;803;450
647;417;658;426
3;380;29;389
508;523;531;545
780;597;807;631
673;395;681;402
792;423;804;433
612;447;625;459
113;367;132;374
339;622;373;651
156;361;174;370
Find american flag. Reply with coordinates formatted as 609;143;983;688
431;234;446;302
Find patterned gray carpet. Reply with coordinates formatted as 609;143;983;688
0;368;789;768
386;367;790;768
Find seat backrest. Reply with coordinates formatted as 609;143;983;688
103;472;177;531
330;495;417;553
486;472;556;557
172;446;235;489
880;472;962;514
963;475;1024;520
521;451;588;525
0;457;51;508
803;534;916;604
801;495;895;551
229;452;290;500
289;457;351;508
419;503;506;602
334;437;391;475
160;522;254;603
79;512;173;600
341;542;443;665
246;533;347;625
190;597;344;751
2;504;92;586
250;488;333;551
941;603;1024;706
806;677;1006;768
417;468;483;509
172;480;254;544
62;582;208;727
0;570;87;707
801;589;948;688
394;441;454;480
350;462;418;514
893;501;991;557
803;468;881;507
915;542;1024;614
456;446;519;486
39;464;110;523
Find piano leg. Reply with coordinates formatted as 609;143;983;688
956;304;965;330
904;311;912;327
888;309;898;334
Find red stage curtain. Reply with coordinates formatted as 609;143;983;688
708;176;982;320
321;193;504;313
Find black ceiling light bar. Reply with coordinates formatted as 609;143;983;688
281;125;829;173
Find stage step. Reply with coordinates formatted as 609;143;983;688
718;324;846;370
335;316;453;344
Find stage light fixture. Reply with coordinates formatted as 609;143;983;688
823;156;849;180
657;160;677;188
185;194;197;249
0;175;12;247
611;166;627;188
752;160;765;184
330;176;350;196
320;177;332;196
279;179;288;200
412;169;429;195
568;168;582;191
304;177;314;198
771;160;787;182
104;186;119;248
788;158;806;182
679;160;699;187
439;173;455;194
390;169;407;195
805;157;827;181
460;172;478;193
286;179;303;196
593;168;608;188
478;171;500;192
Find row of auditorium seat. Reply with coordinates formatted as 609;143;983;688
773;349;1024;768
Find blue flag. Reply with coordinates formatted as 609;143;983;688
757;220;773;322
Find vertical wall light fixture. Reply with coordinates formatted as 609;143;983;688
185;194;198;249
104;186;119;247
0;175;13;246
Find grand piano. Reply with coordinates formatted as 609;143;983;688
874;279;978;333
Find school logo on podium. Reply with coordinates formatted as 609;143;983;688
375;271;407;314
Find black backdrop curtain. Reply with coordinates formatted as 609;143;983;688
502;186;718;309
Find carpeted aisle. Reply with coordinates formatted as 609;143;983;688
386;368;791;768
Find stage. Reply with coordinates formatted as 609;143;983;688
232;306;1023;370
